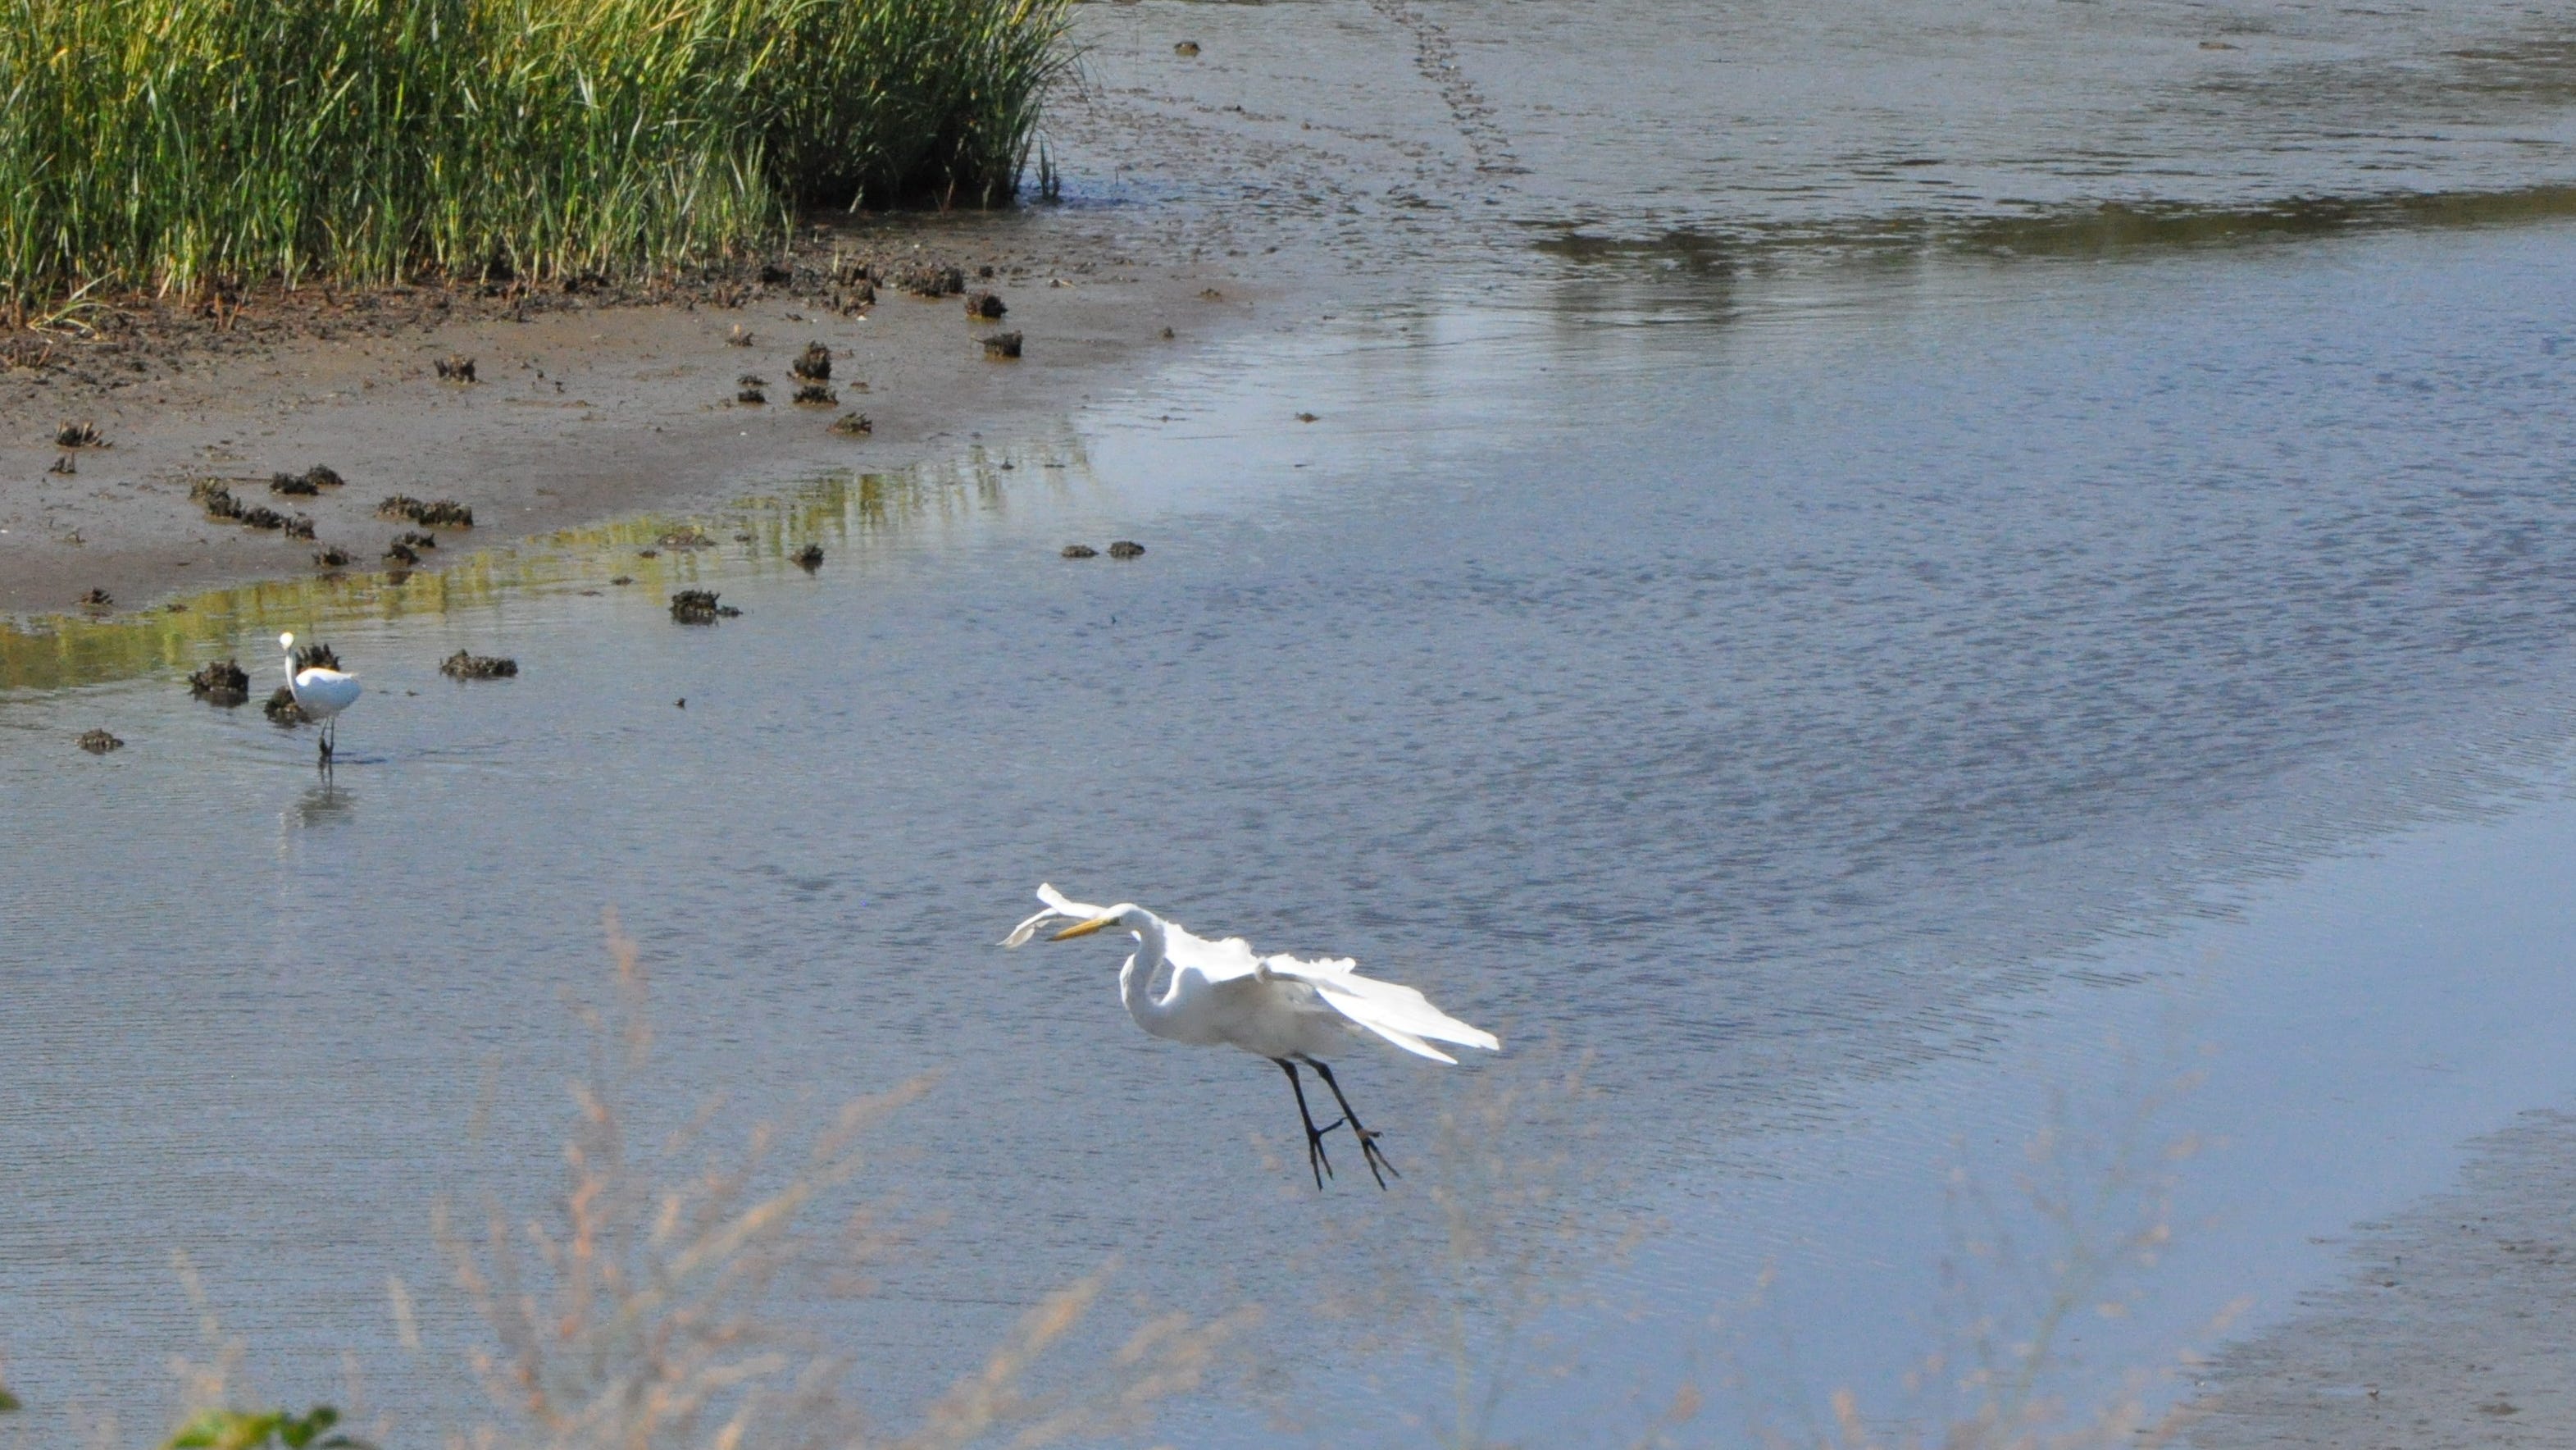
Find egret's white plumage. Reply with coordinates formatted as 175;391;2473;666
1003;883;1498;1187
279;632;360;762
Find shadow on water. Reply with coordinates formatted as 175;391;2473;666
1530;182;2576;309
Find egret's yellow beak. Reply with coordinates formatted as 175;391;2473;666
1050;914;1120;941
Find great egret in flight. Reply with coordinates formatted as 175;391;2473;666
1003;884;1500;1188
279;632;360;764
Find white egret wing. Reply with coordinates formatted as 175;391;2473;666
1257;952;1500;1063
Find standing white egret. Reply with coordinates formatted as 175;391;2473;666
279;632;360;764
1003;884;1500;1188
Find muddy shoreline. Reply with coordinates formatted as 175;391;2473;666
0;226;1264;618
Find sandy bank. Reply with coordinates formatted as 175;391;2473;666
0;230;1267;619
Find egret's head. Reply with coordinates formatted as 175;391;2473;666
1051;904;1146;941
279;632;296;652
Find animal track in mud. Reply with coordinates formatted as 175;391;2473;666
1363;0;1525;180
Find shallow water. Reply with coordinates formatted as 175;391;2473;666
14;0;2576;1441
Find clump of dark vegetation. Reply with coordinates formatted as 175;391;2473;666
269;465;344;495
79;586;112;607
670;589;740;622
794;543;824;572
1108;540;1145;559
435;356;477;383
190;477;241;518
189;657;251;704
792;381;835;405
738;385;767;404
384;540;421;565
291;641;340;671
0;0;1071;312
830;412;874;436
964;290;1006;320
899;262;966;297
1060;543;1096;559
394;529;438;551
55;420;104;448
983;331;1022;358
833;280;876;313
48;453;74;474
313;546;352;567
283;514;316;539
610;574;635;586
440;650;519;679
791;341;831;381
77;727;123;753
379;495;474;527
266;686;307;723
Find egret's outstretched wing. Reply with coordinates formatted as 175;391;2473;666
1258;953;1501;1064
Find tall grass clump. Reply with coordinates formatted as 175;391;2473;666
0;0;1069;312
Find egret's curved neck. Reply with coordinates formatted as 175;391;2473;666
1117;914;1183;1040
281;642;301;697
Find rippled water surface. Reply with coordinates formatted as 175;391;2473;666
13;0;2576;1441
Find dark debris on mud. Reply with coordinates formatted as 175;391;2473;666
792;381;835;406
1108;540;1145;559
264;686;307;724
794;544;824;572
1061;543;1098;559
964;291;1007;321
189;658;251;704
54;420;106;449
77;727;123;754
79;586;112;608
669;589;740;623
435;355;477;383
380;495;474;527
830;412;873;436
791;342;831;381
439;650;519;680
982;331;1022;359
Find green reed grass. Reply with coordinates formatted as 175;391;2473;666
0;0;1068;311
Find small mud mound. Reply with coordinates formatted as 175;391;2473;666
737;385;767;405
830;413;874;436
435;355;477;383
899;262;965;298
234;504;292;531
791;342;831;381
292;641;342;672
1108;540;1146;559
283;515;316;540
384;540;421;565
394;530;438;552
440;650;519;680
794;544;825;572
313;546;353;568
964;291;1007;321
792;382;836;406
983;331;1023;359
270;466;345;496
1061;544;1098;559
55;420;106;448
192;478;243;520
265;686;308;724
671;589;742;623
189;659;252;704
77;727;123;754
79;586;112;609
379;495;474;527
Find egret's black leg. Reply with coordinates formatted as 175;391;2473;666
1303;1057;1397;1188
1276;1057;1342;1189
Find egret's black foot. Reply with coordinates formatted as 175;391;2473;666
1303;1122;1340;1189
1352;1128;1399;1189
